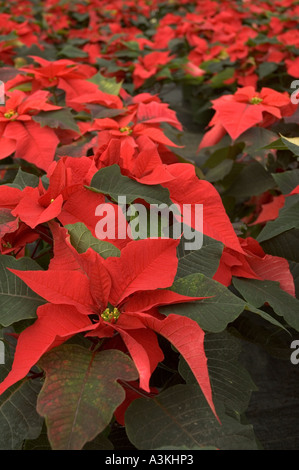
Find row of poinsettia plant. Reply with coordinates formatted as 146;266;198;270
0;0;299;450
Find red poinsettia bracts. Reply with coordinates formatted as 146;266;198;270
19;56;97;90
213;236;295;297
0;90;61;170
132;51;175;89
0;227;217;418
199;86;298;149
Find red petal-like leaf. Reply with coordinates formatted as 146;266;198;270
139;313;217;419
105;238;180;306
3;121;59;171
113;326;164;392
0;304;93;396
8;268;94;314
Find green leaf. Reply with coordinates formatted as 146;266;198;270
179;331;257;415
271;169;299;194
261;137;287;151
290;261;299;297
257;195;299;242
66;222;120;258
37;345;138;450
235;127;278;161
263;135;299;156
160;273;246;332
83;432;114;450
205;159;234;182
0;379;43;450
161;273;286;332
87;164;173;206
226;160;275;198
0;32;18;42
125;384;258;450
88;72;123;95
247;34;278;46
13;169;39;189
257;62;278;79
176;235;223;279
0;342;43;450
261;229;299;263
58;44;88;58
280;135;299;156
33;109;80;133
24;424;114;450
0;255;45;327
87;104;125;120
23;425;51;450
232;277;299;332
210;67;235;88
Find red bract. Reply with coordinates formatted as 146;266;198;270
0;90;61;170
199;87;298;149
213;237;295;297
0;229;217;418
250;195;286;225
160;163;244;254
20;56;97;91
132;51;175;89
3;157;97;227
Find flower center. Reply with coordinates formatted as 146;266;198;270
250;96;263;105
4;109;18;119
120;126;133;134
101;307;120;323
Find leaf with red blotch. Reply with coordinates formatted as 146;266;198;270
0;304;93;397
104;238;180;306
36;345;138;450
8;268;94;315
139;313;217;420
0;209;19;238
3;121;59;171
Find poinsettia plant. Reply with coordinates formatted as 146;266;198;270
0;0;299;452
